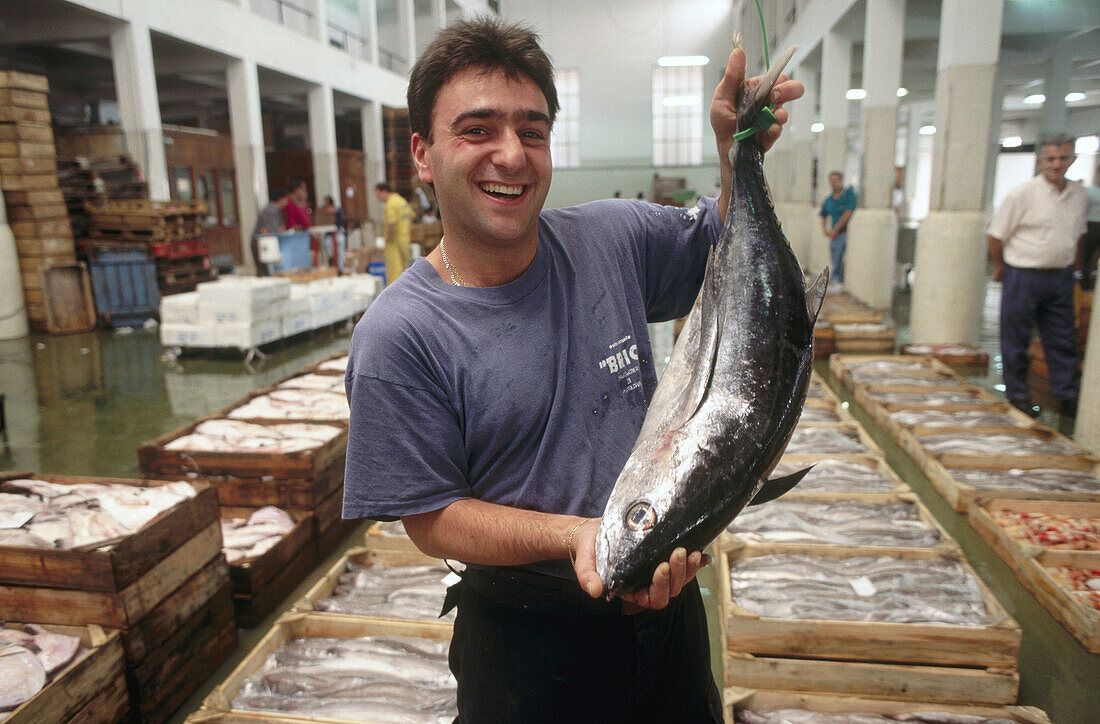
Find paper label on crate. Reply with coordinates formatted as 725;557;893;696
848;576;877;597
442;572;462;587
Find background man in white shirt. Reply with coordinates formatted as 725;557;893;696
987;133;1088;418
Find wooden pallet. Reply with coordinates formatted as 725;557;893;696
719;544;1020;669
202;613;452;714
724;689;1050;724
90;223;204;243
3;623;128;724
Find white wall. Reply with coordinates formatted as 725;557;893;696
502;0;738;208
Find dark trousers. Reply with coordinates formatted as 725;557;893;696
1000;265;1079;403
1082;221;1100;291
447;568;722;724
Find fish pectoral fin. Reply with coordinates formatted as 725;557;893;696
805;267;830;326
748;465;815;506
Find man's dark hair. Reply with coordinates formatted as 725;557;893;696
1039;133;1075;150
270;187;284;202
288;178;306;192
375;182;393;193
829;170;843;179
407;17;559;142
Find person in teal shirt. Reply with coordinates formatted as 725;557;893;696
820;170;857;284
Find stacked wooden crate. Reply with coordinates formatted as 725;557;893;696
830;353;1100;653
0;472;237;724
57;156;106;238
0;71;86;332
85;199;214;295
819;289;896;352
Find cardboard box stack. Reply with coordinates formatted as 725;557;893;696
0;71;78;331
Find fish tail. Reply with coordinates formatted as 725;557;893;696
736;45;797;137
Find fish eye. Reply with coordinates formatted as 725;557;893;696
625;501;656;531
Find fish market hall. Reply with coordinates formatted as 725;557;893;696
0;1;1098;723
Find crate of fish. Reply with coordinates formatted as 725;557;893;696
909;427;1092;475
794;396;854;426
0;473;219;617
203;613;455;722
828;354;958;395
219;384;350;426
294;547;456;627
922;453;1100;513
725;688;1051;724
831;322;897;353
138;417;348;508
221;506;318;628
818;291;887;324
780;422;880;458
882;406;1042;466
303;351;349;376
812;320;836;360
719;545;1021;703
767;455;908;496
852;383;1011;437
275;371;347;394
967;499;1100;572
363;519;422;553
1010;549;1100;653
301;485;361;559
0;622;129;724
899;342;991;371
721;492;955;555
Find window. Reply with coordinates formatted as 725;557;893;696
551;69;580;169
652;65;704;166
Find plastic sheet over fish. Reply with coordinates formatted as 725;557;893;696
866;389;989;406
917;433;1079;456
232;635;455;723
314;562;454;621
0;624;84;715
769;459;897;493
890;409;1021;428
0;479;195;549
166;419;341;454
278;373;348;392
727;500;940;548
947;467;1100;493
728;554;992;625
736;709;1016;724
222;506;297;564
784;426;868;455
229;389;349;422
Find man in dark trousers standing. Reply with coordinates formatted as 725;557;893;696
819;170;856;286
988;133;1088;418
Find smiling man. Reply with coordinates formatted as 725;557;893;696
342;17;802;722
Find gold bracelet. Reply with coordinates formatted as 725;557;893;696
566;518;593;566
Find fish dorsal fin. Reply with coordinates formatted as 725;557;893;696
748;465;815;506
637;247;721;443
806;267;829;326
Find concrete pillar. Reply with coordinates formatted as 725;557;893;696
1038;41;1071;137
361;101;386;228
432;0;446;30
362;0;380;65
910;0;1004;345
846;0;904;309
400;0;417;72
1078;292;1100;452
779;64;816;269
227;58;268;272
312;0;329;44
814;30;851;277
109;22;170;200
0;188;29;339
308;83;340;208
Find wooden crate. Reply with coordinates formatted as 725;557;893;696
0;155;57;174
0;106;51;123
914;426;1092;473
363;519;421;553
222;507;318;628
1014;549;1100;653
42;262;97;334
899;342;990;369
219;383;349;426
14;234;75;258
923;454;1100;513
719;544;1020;669
829;353;957;395
883;408;1041;467
784;421;881;457
10;217;72;239
967;499;1100;575
4;187;64;205
138;417;347;507
853;382;1007;433
0;472;219;592
724;688;1050;724
203;613;452;714
3;623;129;724
308;351;349;376
0;87;48;109
293;546;453;628
0;121;54;143
0;70;49;92
770;453;908;496
832;323;896;353
720;491;958;555
7;201;68;220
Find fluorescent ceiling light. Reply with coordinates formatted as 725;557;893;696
1065;92;1086;102
811;122;824;133
657;55;709;67
1001;136;1022;148
897;87;909;97
662;95;699;107
846;88;866;100
1023;94;1045;105
919;125;936;135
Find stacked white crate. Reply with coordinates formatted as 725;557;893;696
199;278;289;348
159;291;211;347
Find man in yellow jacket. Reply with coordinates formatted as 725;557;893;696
374;182;414;284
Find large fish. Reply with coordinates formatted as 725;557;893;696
595;45;828;598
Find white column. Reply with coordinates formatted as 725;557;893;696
361;101;386;228
227;58;268;271
312;0;329;44
910;0;1004;345
309;83;340;207
109;22;170;201
400;0;417;73
814;30;851;276
362;0;379;65
0;188;29;339
846;0;904;309
785;64;816;269
1038;40;1072;137
432;0;446;30
1078;288;1100;452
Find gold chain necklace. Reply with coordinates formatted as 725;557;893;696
439;236;466;287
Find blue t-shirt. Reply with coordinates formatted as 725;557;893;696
820;188;857;231
343;197;720;523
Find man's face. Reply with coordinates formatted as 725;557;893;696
829;173;843;193
374;189;386;203
1038;143;1074;187
411;66;552;251
293;184;308;203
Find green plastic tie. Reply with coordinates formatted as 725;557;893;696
733;105;778;142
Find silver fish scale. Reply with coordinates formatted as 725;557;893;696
947;467;1100;493
868;390;987;406
769;459;896;493
918;433;1079;456
784;426;867;455
890;409;1020;428
727;500;940;548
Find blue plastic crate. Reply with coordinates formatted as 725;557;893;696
88;254;161;328
273;230;313;271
